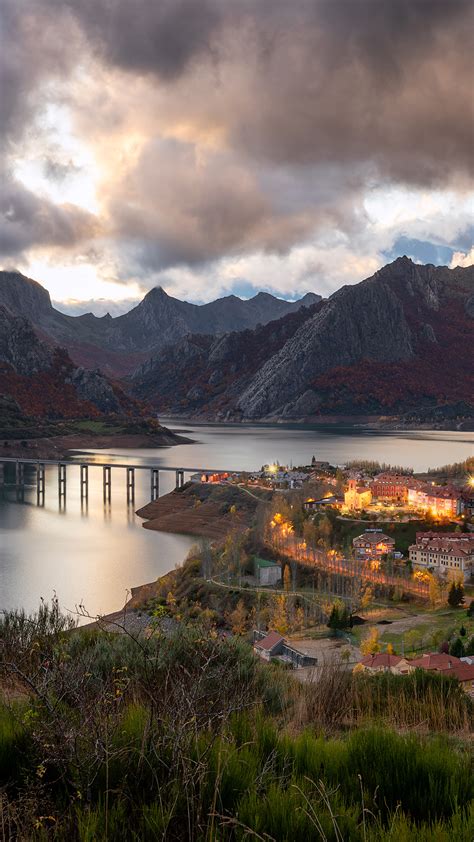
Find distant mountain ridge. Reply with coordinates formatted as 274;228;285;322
0;271;321;376
131;257;474;423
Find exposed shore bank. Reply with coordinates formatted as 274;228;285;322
137;481;269;541
0;426;193;460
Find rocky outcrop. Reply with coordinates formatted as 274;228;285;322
237;266;415;418
0;306;53;374
0;305;140;419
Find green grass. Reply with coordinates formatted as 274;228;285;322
70;420;126;434
1;609;473;840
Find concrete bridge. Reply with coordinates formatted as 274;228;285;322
0;458;234;505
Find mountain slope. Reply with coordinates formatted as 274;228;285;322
0;305;141;419
0;271;321;375
131;258;474;422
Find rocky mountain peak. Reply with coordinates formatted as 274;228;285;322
0;270;53;320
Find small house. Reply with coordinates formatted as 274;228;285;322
254;557;281;586
358;653;412;674
353;530;395;560
253;630;318;668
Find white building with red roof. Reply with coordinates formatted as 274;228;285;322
409;532;474;581
358;653;412;674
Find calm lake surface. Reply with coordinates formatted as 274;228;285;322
1;422;472;618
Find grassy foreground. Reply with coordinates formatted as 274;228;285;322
0;603;472;840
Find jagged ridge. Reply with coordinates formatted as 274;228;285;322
130;258;474;422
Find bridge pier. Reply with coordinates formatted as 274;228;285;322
80;464;89;500
58;463;67;499
15;460;25;501
103;465;112;503
127;467;135;503
15;460;24;488
36;462;45;505
175;469;185;489
150;468;159;501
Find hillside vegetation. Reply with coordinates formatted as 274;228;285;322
0;601;472;840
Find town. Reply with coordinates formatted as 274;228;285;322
183;457;474;694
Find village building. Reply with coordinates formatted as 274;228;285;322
370;472;411;503
344;478;372;510
260;467;309;489
303;494;339;511
461;487;474;517
409;532;474;581
191;471;231;484
254;557;281;586
407;483;461;517
441;662;474;696
358;653;412;674
353;529;396;560
355;651;474;694
253;630;318;668
410;652;474;695
409;652;461;671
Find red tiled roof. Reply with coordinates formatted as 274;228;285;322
440;663;474;683
254;631;284;651
360;654;402;668
354;532;394;545
409;653;462;670
373;473;411;483
410;534;474;557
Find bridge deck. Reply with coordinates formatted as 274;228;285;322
0;457;238;473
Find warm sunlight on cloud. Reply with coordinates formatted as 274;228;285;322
26;257;145;311
450;247;474;268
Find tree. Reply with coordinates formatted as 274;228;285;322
448;581;465;608
405;628;422;653
228;599;248;636
294;605;305;632
459;625;467;637
360;585;374;612
327;604;340;634
467;601;474;618
360;627;381;655
271;595;288;635
318;515;333;546
428;574;441;607
327;602;351;634
386;642;395;655
283;565;291;593
449;637;465;658
464;636;474;656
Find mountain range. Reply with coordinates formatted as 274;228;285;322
130;258;474;423
0;258;472;427
0;272;320;376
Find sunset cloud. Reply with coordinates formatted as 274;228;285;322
1;0;472;309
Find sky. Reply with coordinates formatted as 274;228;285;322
1;0;473;316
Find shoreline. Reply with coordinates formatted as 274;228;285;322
0;428;194;461
162;414;474;433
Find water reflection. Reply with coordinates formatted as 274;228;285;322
0;422;472;618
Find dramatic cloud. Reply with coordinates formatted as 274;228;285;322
0;0;472;305
0;172;98;257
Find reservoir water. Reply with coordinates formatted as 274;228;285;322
1;422;472;618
